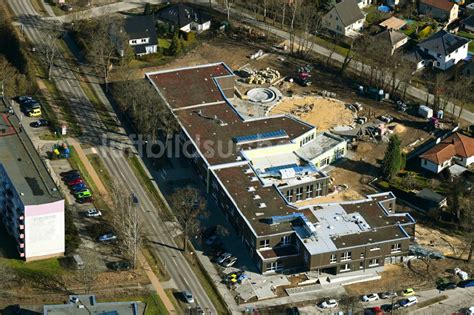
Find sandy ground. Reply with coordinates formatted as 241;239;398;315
269;96;354;131
415;224;470;259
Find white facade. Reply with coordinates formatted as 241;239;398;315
180;20;211;33
128;37;158;56
422;42;469;70
322;9;365;36
357;0;372;8
420;158;445;173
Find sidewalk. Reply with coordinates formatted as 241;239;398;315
138;251;177;314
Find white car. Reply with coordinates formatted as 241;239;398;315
466;306;474;315
362;293;379;302
183;290;194;303
400;296;418;308
217;252;231;264
319;299;338;309
85;208;101;217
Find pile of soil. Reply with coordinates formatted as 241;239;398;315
270;96;354;130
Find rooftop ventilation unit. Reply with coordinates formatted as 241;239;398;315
258;203;267;208
247;187;256;192
244;168;253;174
253;194;261;200
251;176;258;182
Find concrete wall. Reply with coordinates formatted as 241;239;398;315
24;200;65;260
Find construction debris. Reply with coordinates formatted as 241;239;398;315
246;68;281;85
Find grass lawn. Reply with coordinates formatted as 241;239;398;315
1;256;63;278
68;147;109;212
158;38;171;49
363;5;391;25
86;154;113;192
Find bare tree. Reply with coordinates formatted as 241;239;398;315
37;32;60;80
170;187;208;252
111;183;144;268
74;251;100;294
87;17;121;92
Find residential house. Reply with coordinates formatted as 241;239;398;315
374;29;409;55
155;3;211;33
145;63;416;275
379;16;407;30
407;30;470;70
460;15;474;32
322;0;366;37
416;189;447;211
420;132;474;173
357;0;372;8
418;0;459;24
122;15;158;57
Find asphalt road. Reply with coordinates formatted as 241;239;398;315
7;0;217;313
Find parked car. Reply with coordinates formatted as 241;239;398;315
61;4;73;11
437;282;457;291
205;235;218;246
131;193;139;205
76;190;91;198
71;183;87;192
85;208;101;217
381;303;401;312
380;292;397;299
362;293;379;302
458;279;474;288
64;173;81;181
183;290;194;303
106;260;131;271
400;296;417;308
364;306;384;315
217;252;232;264
318;299;338;309
401;288;415;296
98;233;117;242
67;178;83;186
17;96;34;104
466;306;474;315
30;119;49;128
221;256;237;268
60;169;79;177
77;196;93;204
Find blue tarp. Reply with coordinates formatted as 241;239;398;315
378;5;391;12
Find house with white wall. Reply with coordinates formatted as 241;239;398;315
419;0;459;24
322;0;366;37
123;15;158;56
420;133;474;173
407;30;470;71
155;3;211;33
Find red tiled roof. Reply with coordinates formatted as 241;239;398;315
420;0;455;12
420;133;474;165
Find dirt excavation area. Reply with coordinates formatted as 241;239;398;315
415;224;470;260
269;96;355;131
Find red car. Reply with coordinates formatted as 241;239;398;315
67;178;83;186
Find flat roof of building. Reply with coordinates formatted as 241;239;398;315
176;102;312;165
296;193;415;254
213;164;318;236
43;295;145;315
147;63;232;110
296;132;345;162
0;98;61;205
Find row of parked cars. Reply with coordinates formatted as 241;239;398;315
60;169;93;203
204;226;238;268
16;96;42;117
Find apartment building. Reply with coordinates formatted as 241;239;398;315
0;98;64;261
146;63;415;275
